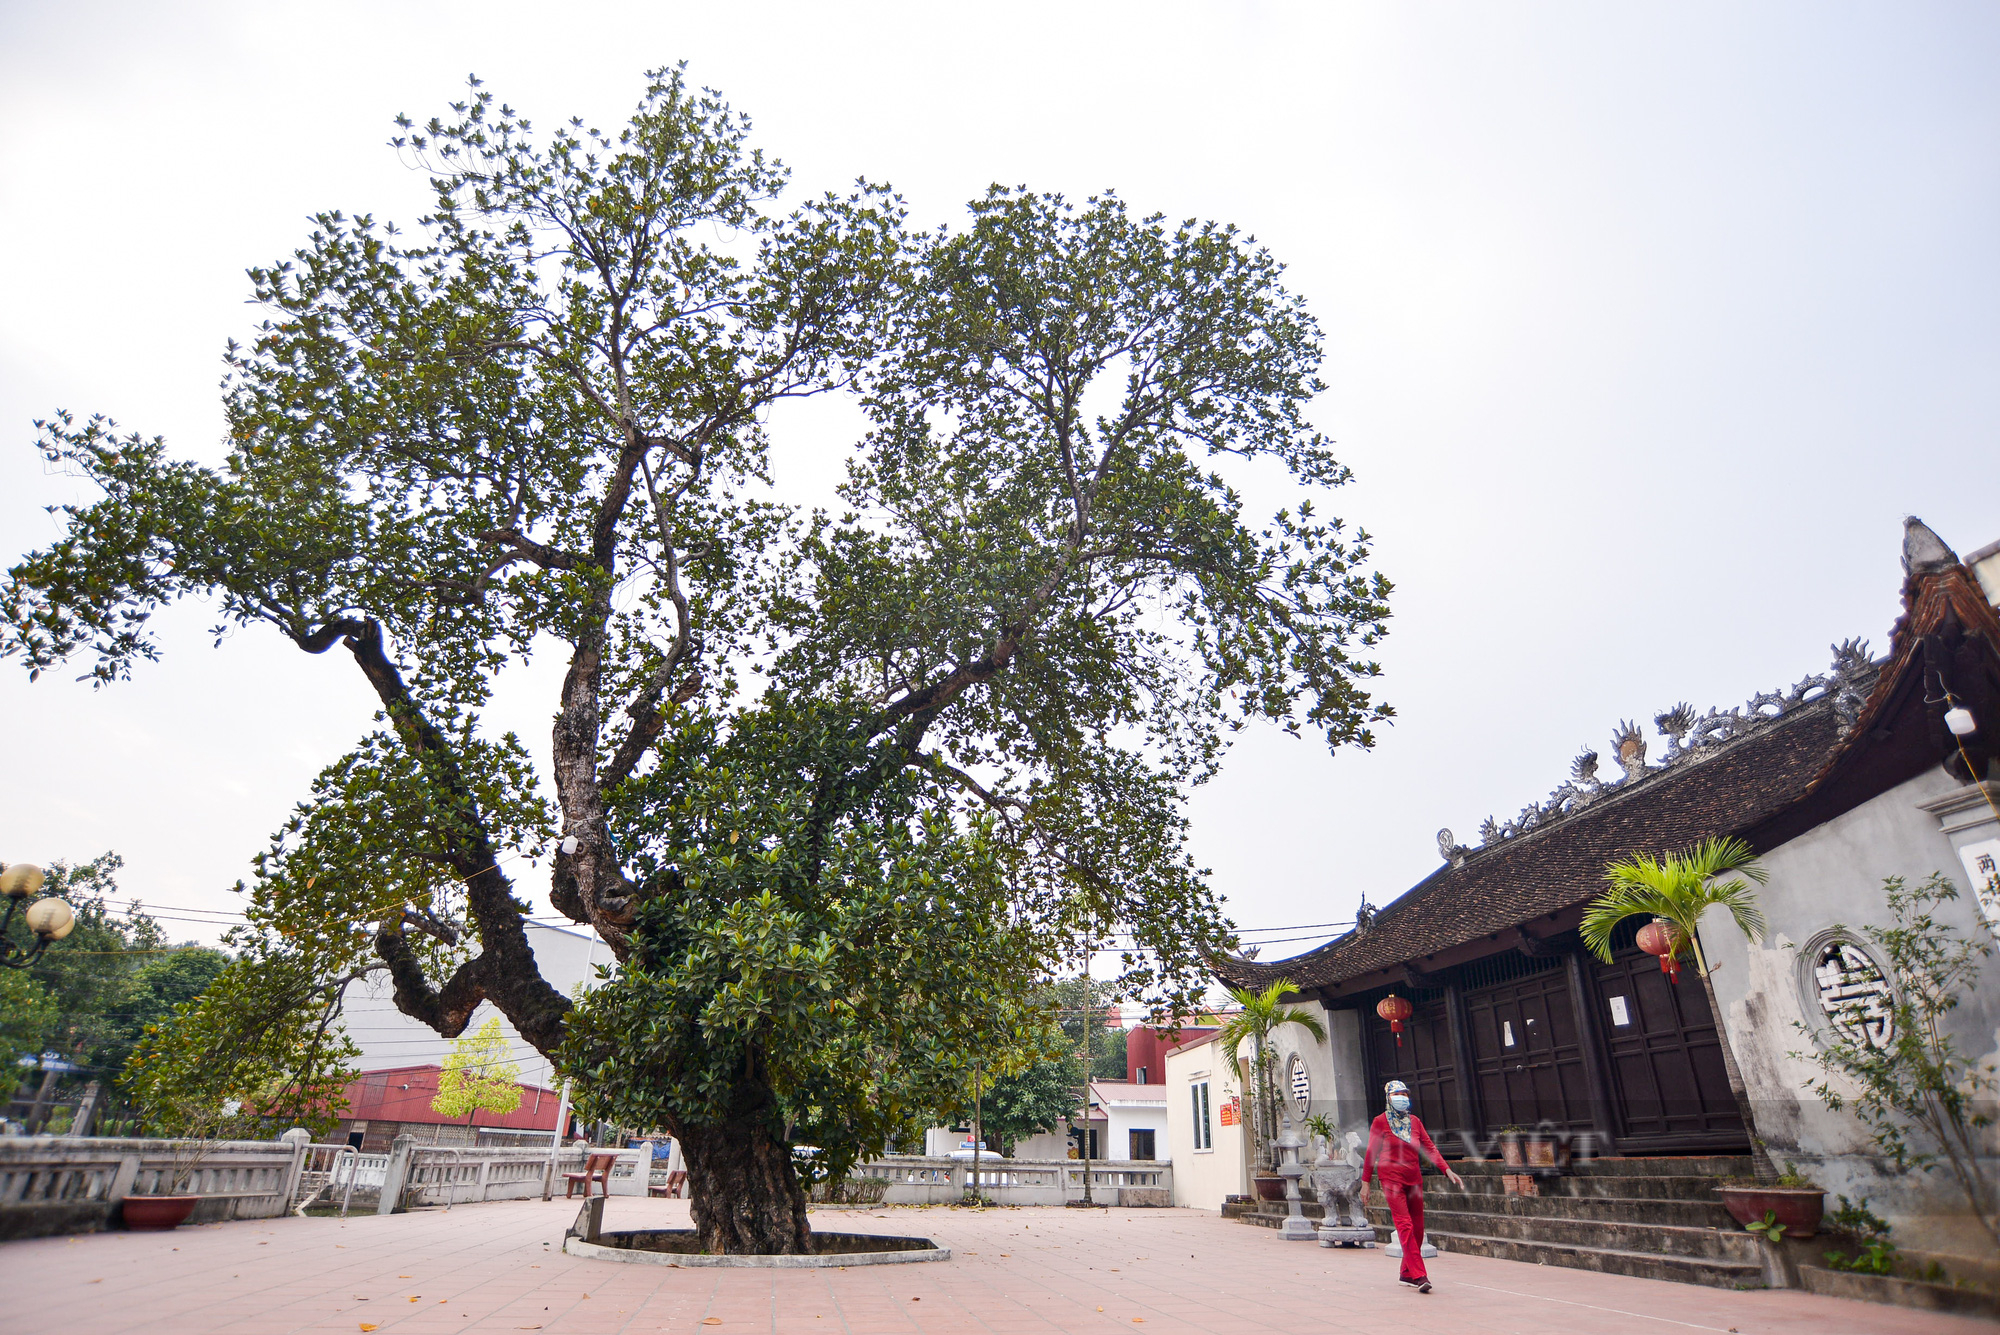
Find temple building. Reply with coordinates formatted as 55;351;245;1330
1207;518;2000;1266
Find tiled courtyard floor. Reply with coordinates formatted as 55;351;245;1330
4;1198;1986;1335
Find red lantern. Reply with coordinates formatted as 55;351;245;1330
1636;919;1685;984
1377;993;1414;1046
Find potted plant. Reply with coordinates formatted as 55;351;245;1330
1217;978;1326;1203
1520;1123;1571;1175
1716;1162;1826;1238
122;1098;234;1231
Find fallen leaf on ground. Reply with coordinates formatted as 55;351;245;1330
409;1296;420;1302
702;1319;722;1326
1133;1320;1146;1324
359;1326;378;1332
1097;1307;1104;1313
88;1279;102;1284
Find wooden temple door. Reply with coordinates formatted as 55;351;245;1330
1362;992;1464;1141
1592;944;1746;1150
1463;962;1595;1135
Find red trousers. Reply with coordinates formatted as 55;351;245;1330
1382;1180;1427;1282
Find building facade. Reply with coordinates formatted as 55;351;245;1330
1162;1030;1251;1208
1215;519;2000;1257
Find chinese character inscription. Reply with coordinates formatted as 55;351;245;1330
1814;941;1895;1049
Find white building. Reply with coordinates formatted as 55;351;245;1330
337;918;611;1092
1162;1031;1252;1209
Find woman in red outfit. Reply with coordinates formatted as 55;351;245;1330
1361;1078;1463;1293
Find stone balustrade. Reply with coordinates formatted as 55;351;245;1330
849;1156;1171;1207
0;1135;309;1240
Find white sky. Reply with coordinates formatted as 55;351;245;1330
3;2;1997;969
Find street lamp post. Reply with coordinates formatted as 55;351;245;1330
0;864;75;969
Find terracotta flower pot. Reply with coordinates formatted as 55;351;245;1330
122;1195;199;1231
1253;1174;1286;1201
1716;1186;1824;1238
1497;1136;1525;1168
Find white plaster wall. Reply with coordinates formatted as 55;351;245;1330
1097;1094;1169;1160
1706;764;2000;1255
1262;999;1372;1146
1164;1036;1249;1209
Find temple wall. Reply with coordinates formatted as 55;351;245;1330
1706;764;2000;1257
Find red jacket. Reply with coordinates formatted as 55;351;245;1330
1361;1112;1449;1186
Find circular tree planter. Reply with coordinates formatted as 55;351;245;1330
121;1195;199;1231
565;1230;950;1268
1716;1186;1824;1238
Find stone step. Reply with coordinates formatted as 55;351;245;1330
1368;1205;1761;1264
1420;1191;1735;1230
1407;1229;1766;1290
1455;1173;1732;1202
1453;1155;1753;1180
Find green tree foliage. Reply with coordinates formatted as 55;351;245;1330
0;856;234;1087
123;939;360;1138
433;1015;523;1120
1789;873;1998;1249
1217;978;1325;1169
978;1052;1082;1158
3;68;1388;1250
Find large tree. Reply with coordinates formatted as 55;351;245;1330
3;68;1390;1251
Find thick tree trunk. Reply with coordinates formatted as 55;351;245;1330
677;1064;812;1254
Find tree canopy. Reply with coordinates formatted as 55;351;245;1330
433;1015;523;1120
3;66;1390;1250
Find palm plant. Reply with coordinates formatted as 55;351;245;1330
1218;979;1326;1171
1582;836;1775;1181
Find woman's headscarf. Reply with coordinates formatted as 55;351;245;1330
1384;1080;1414;1143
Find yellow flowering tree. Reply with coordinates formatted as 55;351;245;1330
433;1016;522;1122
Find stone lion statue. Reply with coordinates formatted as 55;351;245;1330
1310;1128;1370;1231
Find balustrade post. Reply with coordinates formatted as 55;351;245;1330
377;1135;416;1216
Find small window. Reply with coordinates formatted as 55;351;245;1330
1129;1129;1156;1160
1192;1080;1212;1150
1502;1020;1516;1047
1137;1066;1148;1084
1288;1054;1311;1113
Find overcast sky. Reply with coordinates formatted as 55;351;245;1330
3;2;1996;970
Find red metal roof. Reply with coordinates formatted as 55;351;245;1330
340;1065;564;1131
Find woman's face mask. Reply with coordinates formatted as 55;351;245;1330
1389;1094;1411;1113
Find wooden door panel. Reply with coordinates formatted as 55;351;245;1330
1365;997;1465;1144
1595;946;1743;1145
1463;963;1593;1135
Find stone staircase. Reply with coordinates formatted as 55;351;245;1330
1241;1155;1767;1290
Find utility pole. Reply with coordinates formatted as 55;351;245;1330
1080;998;1095;1206
968;1064;983;1208
541;926;595;1200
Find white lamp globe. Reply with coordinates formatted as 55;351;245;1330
24;897;74;939
0;863;45;899
1944;705;1977;737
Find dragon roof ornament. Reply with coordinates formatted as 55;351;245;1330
1460;639;1877;853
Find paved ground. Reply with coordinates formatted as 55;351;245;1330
5;1198;1988;1335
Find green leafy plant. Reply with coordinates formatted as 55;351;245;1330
1788;873;1998;1249
1217;979;1327;1170
433;1016;522;1121
1582;837;1774;1179
1744;1209;1787;1241
1825;1238;1898;1275
1774;1161;1821;1190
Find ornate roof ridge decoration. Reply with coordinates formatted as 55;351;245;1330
1437;639;1878;859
